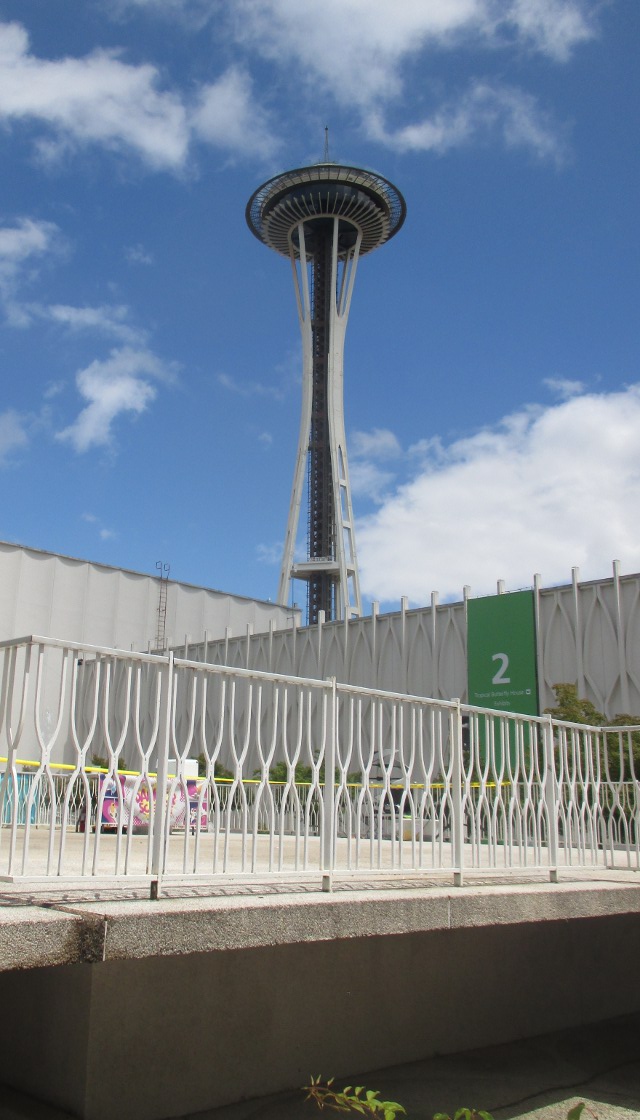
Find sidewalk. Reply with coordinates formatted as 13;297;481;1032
2;1012;637;1120
181;1013;640;1120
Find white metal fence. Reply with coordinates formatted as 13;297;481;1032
1;635;639;884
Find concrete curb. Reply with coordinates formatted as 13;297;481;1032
2;877;640;970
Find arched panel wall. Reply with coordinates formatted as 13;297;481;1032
188;564;640;721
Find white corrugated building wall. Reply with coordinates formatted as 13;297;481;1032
0;540;297;651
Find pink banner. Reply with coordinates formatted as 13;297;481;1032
98;776;208;832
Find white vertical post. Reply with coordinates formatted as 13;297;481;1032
401;596;408;694
543;713;559;882
371;601;379;689
430;590;439;699
613;560;630;712
451;697;465;887
291;610;298;676
322;677;337;878
317;610;325;679
462;587;471;706
533;573;544;710
571;566;585;700
151;652;173;891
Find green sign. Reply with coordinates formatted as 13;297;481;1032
467;590;539;716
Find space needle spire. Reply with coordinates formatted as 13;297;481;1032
246;156;406;623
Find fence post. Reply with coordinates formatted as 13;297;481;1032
151;651;174;894
543;713;559;882
322;677;337;884
451;698;465;887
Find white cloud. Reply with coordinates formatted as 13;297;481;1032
356;386;640;604
115;0;596;161
351;428;402;460
544;377;587;399
56;346;175;452
110;0;213;23
500;0;596;61
0;409;29;464
349;428;403;501
0;21;278;170
0;21;189;169
349;460;397;503
217;371;285;401
43;380;66;400
82;512;117;539
367;81;566;163
229;0;597;106
13;298;149;342
191;67;279;160
44;303;147;345
256;541;282;565
0;221;151;342
0;217;61;306
124;243;154;265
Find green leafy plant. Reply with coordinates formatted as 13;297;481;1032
90;753;127;772
196;755;233;779
253;761;362;785
433;1111;493;1120
304;1077;588;1120
546;683;640;780
259;760;315;784
304;1077;406;1120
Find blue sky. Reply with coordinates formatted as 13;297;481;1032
0;0;638;614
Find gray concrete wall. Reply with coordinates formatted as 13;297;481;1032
1;892;640;1120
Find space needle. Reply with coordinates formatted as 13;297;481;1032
246;145;406;623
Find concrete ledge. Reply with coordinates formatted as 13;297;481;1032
0;906;103;971
448;878;640;928
56;878;640;961
3;878;640;970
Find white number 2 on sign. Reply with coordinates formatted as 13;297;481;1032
491;652;511;685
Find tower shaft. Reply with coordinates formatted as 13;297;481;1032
278;215;361;623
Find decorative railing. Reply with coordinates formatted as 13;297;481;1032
1;635;639;883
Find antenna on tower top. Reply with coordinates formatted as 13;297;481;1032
323;126;330;162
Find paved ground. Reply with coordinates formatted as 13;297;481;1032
182;1014;640;1120
0;1013;638;1120
2;827;638;880
2;863;635;904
